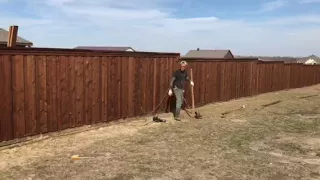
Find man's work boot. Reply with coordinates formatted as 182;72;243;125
174;108;181;121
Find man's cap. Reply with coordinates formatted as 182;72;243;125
180;61;187;66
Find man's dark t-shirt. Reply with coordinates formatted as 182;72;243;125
170;69;190;90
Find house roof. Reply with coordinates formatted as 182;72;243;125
304;59;317;64
184;49;233;58
0;28;33;45
74;46;135;51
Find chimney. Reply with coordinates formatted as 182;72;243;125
197;48;199;51
7;25;18;47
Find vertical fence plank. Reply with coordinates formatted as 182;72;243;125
75;56;84;126
204;62;211;102
158;57;165;111
224;62;231;101
259;64;265;93
101;57;108;122
219;62;225;101
84;57;93;125
12;55;25;138
168;58;176;112
230;62;238;99
91;57;101;123
244;62;249;97
226;62;233;100
57;56;68;130
107;57;114;120
242;62;249;97
284;65;290;89
271;64;276;91
55;56;62;130
152;57;157;111
204;62;211;103
140;58;147;114
215;62;222;102
0;55;13;141
212;62;220;102
120;56;129;118
46;56;58;132
107;57;117;121
235;62;240;99
147;58;153;113
24;55;36;136
127;57;135;117
145;58;152;113
68;56;76;127
257;63;262;94
148;58;155;113
194;62;201;105
37;56;48;133
159;57;167;110
249;62;257;96
135;57;143;115
239;62;245;98
164;57;170;110
116;57;122;119
200;62;206;105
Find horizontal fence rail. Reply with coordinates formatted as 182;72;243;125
0;48;320;142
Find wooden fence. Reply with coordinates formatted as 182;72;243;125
182;59;320;107
0;48;319;142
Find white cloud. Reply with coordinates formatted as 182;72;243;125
262;14;320;25
0;0;319;56
259;0;288;12
299;0;320;3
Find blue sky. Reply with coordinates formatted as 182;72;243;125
1;0;320;56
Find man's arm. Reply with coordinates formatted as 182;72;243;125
185;71;190;82
186;71;194;86
169;71;176;88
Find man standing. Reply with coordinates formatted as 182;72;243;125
168;61;194;121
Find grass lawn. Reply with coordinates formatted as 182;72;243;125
1;85;320;180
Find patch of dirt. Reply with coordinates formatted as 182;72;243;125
0;120;147;171
305;138;320;149
0;84;320;180
230;119;247;123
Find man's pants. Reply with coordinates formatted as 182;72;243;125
173;88;184;117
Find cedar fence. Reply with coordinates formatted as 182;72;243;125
0;48;320;142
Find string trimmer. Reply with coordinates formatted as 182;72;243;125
185;68;202;119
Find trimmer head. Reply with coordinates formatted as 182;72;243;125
152;116;167;123
195;111;202;119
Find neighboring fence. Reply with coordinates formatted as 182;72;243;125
182;58;320;107
0;48;319;142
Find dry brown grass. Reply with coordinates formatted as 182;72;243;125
1;85;320;180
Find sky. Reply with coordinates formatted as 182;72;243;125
0;0;320;56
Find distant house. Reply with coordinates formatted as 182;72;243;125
236;54;320;64
236;55;298;63
183;48;234;59
0;28;33;47
74;46;135;52
304;59;317;65
296;55;320;64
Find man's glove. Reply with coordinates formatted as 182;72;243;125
190;81;194;86
168;89;173;96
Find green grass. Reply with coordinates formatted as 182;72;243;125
276;142;309;154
